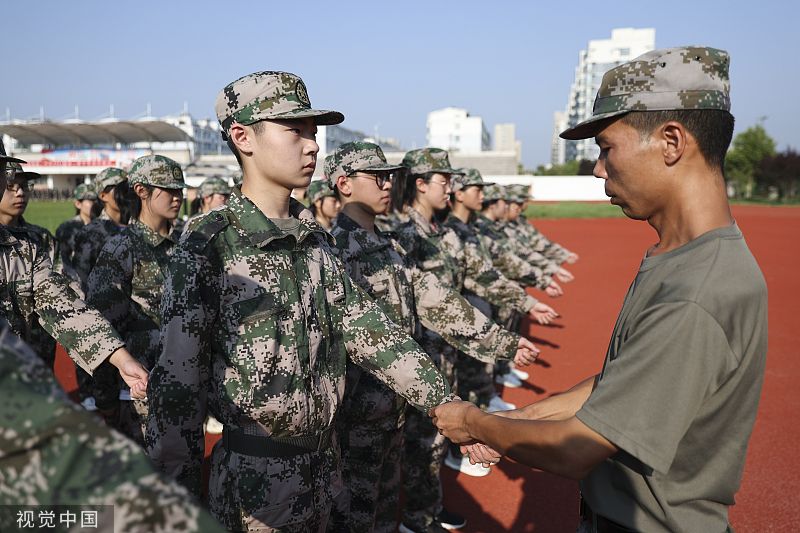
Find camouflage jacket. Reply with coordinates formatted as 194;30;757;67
0;326;225;533
474;215;560;277
72;210;125;292
330;212;515;423
146;190;451;496
55;214;86;279
446;212;552;290
0;226;124;375
515;215;572;263
396;207;536;315
5;222;58;366
87;219;179;370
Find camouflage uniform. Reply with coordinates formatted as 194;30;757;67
324;143;515;532
55;183;97;282
0;221;125;378
6;218;60;367
72;168;129;292
72;168;128;403
147;72;450;533
395;149;533;531
87;155;185;445
186;177;231;230
0;325;226;533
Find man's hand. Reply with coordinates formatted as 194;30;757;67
555;267;574;283
461;442;502;467
565;252;579;264
430;399;480;443
545;280;563;298
108;348;149;399
514;337;539;366
529;302;559;325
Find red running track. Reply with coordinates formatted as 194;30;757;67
54;205;799;531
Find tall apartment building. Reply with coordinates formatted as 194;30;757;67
552;28;655;165
426;107;490;153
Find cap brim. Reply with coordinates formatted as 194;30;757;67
559;111;628;140
1;155;27;164
273;108;345;126
361;162;404;172
18;171;42;180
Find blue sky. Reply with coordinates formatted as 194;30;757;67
4;0;798;167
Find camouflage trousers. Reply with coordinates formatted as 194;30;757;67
208;438;342;532
329;417;404;533
401;342;457;530
108;398;148;447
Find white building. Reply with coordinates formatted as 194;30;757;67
426;107;490;153
554;28;655;164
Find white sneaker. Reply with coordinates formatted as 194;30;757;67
487;395;516;412
510;367;529;380
204;415;224;435
443;451;491;477
495;371;522;388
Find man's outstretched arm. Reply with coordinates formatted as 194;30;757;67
431;375;616;479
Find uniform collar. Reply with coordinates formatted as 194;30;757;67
406;206;440;237
129;219;178;247
0;226;20;246
227;187;333;248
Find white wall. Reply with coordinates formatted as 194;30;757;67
486;175;608;202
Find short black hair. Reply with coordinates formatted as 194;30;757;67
226;121;267;167
620;109;734;170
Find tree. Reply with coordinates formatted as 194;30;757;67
756;148;800;200
724;124;776;198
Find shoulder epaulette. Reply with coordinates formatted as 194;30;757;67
182;210;230;252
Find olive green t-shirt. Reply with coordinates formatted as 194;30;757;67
271;217;303;241
576;223;768;532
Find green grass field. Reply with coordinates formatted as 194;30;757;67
525;202;624;219
25;201;76;233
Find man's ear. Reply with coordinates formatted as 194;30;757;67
229;123;253;156
661;121;687;166
335;175;352;197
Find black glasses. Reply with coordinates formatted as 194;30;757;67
347;171;394;189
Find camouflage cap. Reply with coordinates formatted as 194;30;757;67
74;183;98;201
128;155;186;189
323;141;402;185
198;177;231;198
215;71;344;133
307;179;336;204
561;46;731;140
401;148;463;176
94;167;128;192
482;183;503;202
511;184;531;204
451;168;485;192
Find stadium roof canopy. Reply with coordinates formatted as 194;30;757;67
0;119;191;146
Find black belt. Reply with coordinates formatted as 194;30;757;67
581;499;637;533
222;426;333;458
